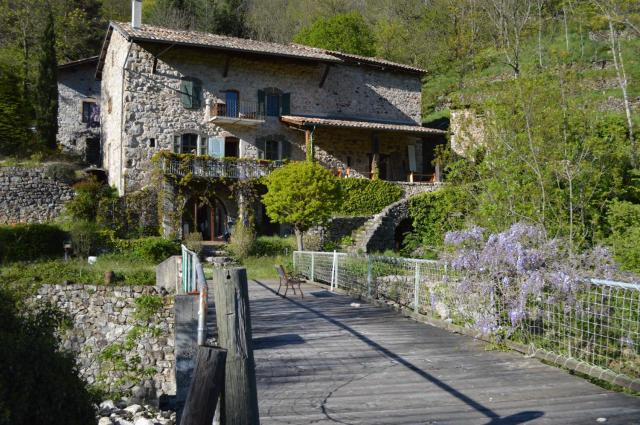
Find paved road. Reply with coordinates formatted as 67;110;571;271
249;279;640;425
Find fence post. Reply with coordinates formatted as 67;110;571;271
213;267;260;425
179;346;227;425
197;273;207;346
367;254;372;298
311;252;315;282
414;262;420;313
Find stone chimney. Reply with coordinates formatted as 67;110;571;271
131;0;142;29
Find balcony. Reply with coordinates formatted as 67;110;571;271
207;100;265;126
159;153;283;180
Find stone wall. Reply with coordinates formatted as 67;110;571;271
0;166;74;224
308;216;372;245
34;284;176;402
101;30;422;193
57;61;101;162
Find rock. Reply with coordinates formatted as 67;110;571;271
98;417;113;425
133;418;155;425
115;419;134;425
124;404;143;415
99;400;116;415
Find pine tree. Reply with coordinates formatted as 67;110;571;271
34;8;58;150
0;65;29;156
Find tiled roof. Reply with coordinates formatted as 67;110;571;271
280;115;447;135
99;22;425;76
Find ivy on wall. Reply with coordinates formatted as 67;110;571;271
337;178;403;216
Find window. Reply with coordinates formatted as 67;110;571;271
82;101;99;127
225;137;239;158
265;140;279;160
174;133;199;154
149;138;156;148
258;89;291;117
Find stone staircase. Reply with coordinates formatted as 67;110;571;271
348;183;442;254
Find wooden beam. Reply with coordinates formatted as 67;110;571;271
371;133;380;180
179;346;227;425
319;64;331;88
213;268;261;425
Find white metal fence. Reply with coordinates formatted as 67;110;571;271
293;251;640;389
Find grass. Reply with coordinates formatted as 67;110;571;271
237;235;297;281
0;252;157;294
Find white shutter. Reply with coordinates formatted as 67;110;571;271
408;145;417;172
208;136;225;158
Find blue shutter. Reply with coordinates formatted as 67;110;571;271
208;136;225;158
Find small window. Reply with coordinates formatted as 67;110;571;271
175;133;199;154
149;138;156;148
265;140;279;160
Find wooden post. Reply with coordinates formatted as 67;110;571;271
305;129;314;162
371;133;380;180
213;268;260;425
180;346;227;425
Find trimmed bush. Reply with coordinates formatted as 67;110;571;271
250;236;296;257
337;179;403;216
403;187;474;258
114;237;180;263
0;224;68;263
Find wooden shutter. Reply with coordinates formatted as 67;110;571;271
180;79;193;108
257;90;265;116
208;136;225;158
192;81;202;109
280;93;291;115
280;139;291;159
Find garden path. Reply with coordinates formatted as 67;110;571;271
249;279;640;425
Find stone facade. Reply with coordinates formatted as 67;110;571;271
450;109;485;157
57;59;101;163
0;166;74;224
34;284;176;402
100;30;423;194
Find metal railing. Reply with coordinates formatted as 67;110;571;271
181;244;200;293
162;156;284;180
211;100;264;121
293;251;640;389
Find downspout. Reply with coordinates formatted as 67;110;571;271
119;40;134;195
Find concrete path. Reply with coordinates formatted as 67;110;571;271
248;279;640;425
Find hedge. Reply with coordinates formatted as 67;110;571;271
337;179;403;216
0;224;68;263
113;237;180;263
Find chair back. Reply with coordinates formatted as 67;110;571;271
275;264;287;280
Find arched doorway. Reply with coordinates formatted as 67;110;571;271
182;197;229;241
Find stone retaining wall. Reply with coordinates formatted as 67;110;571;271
0;166;74;224
34;284;175;402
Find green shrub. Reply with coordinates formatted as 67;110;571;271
68;220;104;257
606;201;640;273
230;220;256;260
337;179;403;216
66;177;117;222
114;237;180;263
183;232;204;257
44;162;77;185
0;287;96;424
0;224;68;263
250;235;295;256
403;187;474;258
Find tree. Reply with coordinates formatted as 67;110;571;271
262;161;340;250
294;11;376;56
34;8;58;150
0;65;29;155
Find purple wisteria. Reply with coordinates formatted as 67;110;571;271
438;223;618;337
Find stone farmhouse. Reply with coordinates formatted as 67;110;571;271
57;1;446;241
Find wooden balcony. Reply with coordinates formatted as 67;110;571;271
208;100;265;126
160;154;283;180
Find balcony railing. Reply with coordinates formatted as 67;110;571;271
209;100;265;125
160;154;283;180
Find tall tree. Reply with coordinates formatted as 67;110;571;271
294;11;375;56
0;65;29;155
34;8;58;150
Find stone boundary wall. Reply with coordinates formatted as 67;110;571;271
308;216;371;244
0;166;74;224
34;284;175;402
